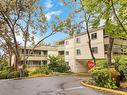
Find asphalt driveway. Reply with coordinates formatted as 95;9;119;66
0;75;117;95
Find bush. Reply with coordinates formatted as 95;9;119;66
89;66;117;89
0;63;9;71
113;56;127;80
7;71;20;79
0;58;29;79
0;71;9;79
48;55;70;73
96;60;108;67
31;67;52;75
23;70;29;77
0;70;29;79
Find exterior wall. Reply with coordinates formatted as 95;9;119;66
75;60;89;72
64;38;76;72
13;28;127;72
20;46;58;67
104;37;127;46
64;29;105;73
75;29;105;59
48;50;58;56
104;37;127;57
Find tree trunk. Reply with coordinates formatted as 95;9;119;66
86;23;96;64
80;0;96;64
23;13;31;65
107;36;114;65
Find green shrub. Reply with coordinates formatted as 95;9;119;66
96;60;108;67
7;71;20;79
31;67;52;75
48;55;70;73
0;63;9;71
113;56;127;80
0;70;29;79
0;71;9;79
89;67;117;89
23;70;29;77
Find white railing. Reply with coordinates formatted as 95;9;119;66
58;45;65;51
20;54;47;57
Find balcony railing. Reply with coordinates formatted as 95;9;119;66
20;54;47;57
58;45;65;51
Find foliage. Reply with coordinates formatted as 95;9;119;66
89;66;117;89
7;71;20;79
0;63;8;71
48;55;70;73
0;70;28;79
23;70;29;77
0;0;59;68
113;56;127;79
0;71;9;79
0;59;28;79
30;67;52;75
96;60;108;68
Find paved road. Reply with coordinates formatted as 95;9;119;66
0;75;117;95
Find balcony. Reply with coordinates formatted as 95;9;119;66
58;45;65;51
20;54;47;61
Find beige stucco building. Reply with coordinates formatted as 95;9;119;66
56;28;127;73
15;27;127;73
19;46;58;67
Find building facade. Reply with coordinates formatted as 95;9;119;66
15;28;127;72
57;28;127;73
20;46;58;67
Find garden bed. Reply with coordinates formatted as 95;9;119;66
117;82;127;92
82;78;127;95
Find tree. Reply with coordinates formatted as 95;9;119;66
0;0;38;69
81;0;127;87
59;0;96;63
48;55;70;73
81;0;127;65
0;0;60;70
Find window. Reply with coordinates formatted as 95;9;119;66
66;62;69;65
65;41;69;45
76;38;80;43
104;44;109;51
91;47;98;53
65;51;69;55
76;49;81;55
91;33;97;40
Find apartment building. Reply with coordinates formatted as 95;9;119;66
58;28;127;73
20;45;58;67
12;27;127;72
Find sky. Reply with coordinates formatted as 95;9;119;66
15;0;74;46
36;0;73;44
0;0;74;54
16;0;105;46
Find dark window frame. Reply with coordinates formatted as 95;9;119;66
76;37;80;43
65;51;69;55
91;47;98;54
65;41;69;45
91;33;97;40
76;49;81;55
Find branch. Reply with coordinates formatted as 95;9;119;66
110;0;127;34
25;31;56;60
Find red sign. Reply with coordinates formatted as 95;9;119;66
87;60;95;69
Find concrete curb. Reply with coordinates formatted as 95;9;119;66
13;73;74;80
81;82;127;95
